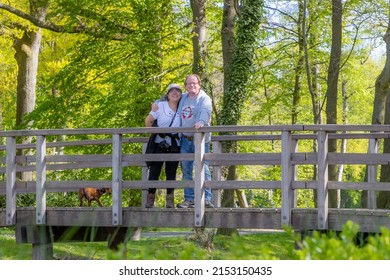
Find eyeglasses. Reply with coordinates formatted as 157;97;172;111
186;82;199;86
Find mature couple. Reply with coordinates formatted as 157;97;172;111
144;74;213;209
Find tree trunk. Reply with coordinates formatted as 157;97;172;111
190;0;215;112
379;90;390;208
221;0;237;93
338;80;348;208
325;0;342;208
292;0;304;124
373;8;390;209
13;0;49;181
217;0;263;236
216;0;238;236
302;0;322;206
14;30;42;128
190;0;207;76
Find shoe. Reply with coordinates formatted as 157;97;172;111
166;193;175;208
177;200;194;208
205;201;214;208
145;193;155;208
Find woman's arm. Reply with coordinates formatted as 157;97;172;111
145;114;156;127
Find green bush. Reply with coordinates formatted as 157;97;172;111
294;221;390;260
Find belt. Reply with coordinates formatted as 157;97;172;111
183;135;194;141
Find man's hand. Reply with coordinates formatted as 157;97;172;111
151;102;159;112
194;121;204;130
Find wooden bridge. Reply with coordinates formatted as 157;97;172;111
1;124;390;259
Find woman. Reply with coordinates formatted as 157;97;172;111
144;84;182;208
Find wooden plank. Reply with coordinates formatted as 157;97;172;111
194;132;205;227
2;132;388;152
4;179;390;195
0;137;148;151
281;131;292;226
141;142;149;207
2;131;388;152
6;151;390;167
36;136;47;224
328;181;390;191
303;124;390;132
367;138;379;209
112;134;122;225
205;180;281;189
206;153;281;165
328;153;390;164
211;140;222;207
317;131;328;230
8;207;390;233
3;124;390;138
6;137;16;225
292;139;298;208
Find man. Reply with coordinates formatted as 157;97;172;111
176;74;213;208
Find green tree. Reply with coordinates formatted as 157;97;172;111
217;0;264;235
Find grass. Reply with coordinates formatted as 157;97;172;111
0;227;296;260
2;222;390;260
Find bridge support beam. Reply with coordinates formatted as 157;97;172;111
16;225;54;260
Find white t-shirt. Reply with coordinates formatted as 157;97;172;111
149;101;180;146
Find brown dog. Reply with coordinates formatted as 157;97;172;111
79;188;112;207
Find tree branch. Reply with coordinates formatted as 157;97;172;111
0;2;90;33
0;2;133;40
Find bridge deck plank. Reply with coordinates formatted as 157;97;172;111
2;208;390;238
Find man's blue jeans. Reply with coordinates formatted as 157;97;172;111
180;136;212;202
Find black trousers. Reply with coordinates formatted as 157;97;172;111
147;145;180;195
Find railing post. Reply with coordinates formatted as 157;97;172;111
281;131;293;226
317;130;329;230
211;140;222;207
194;132;206;227
6;136;16;225
36;136;47;224
367;138;379;209
112;134;123;225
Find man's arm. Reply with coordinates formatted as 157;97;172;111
196;96;212;129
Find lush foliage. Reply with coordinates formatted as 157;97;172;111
295;221;390;260
1;222;389;260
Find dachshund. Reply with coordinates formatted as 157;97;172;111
79;187;112;207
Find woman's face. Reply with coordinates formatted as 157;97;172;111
167;88;182;103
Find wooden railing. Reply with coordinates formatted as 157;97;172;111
1;124;390;232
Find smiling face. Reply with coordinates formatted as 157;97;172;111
185;74;201;97
167;88;182;103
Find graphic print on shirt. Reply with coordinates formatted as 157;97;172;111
182;105;194;120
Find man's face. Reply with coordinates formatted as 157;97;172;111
185;75;200;95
